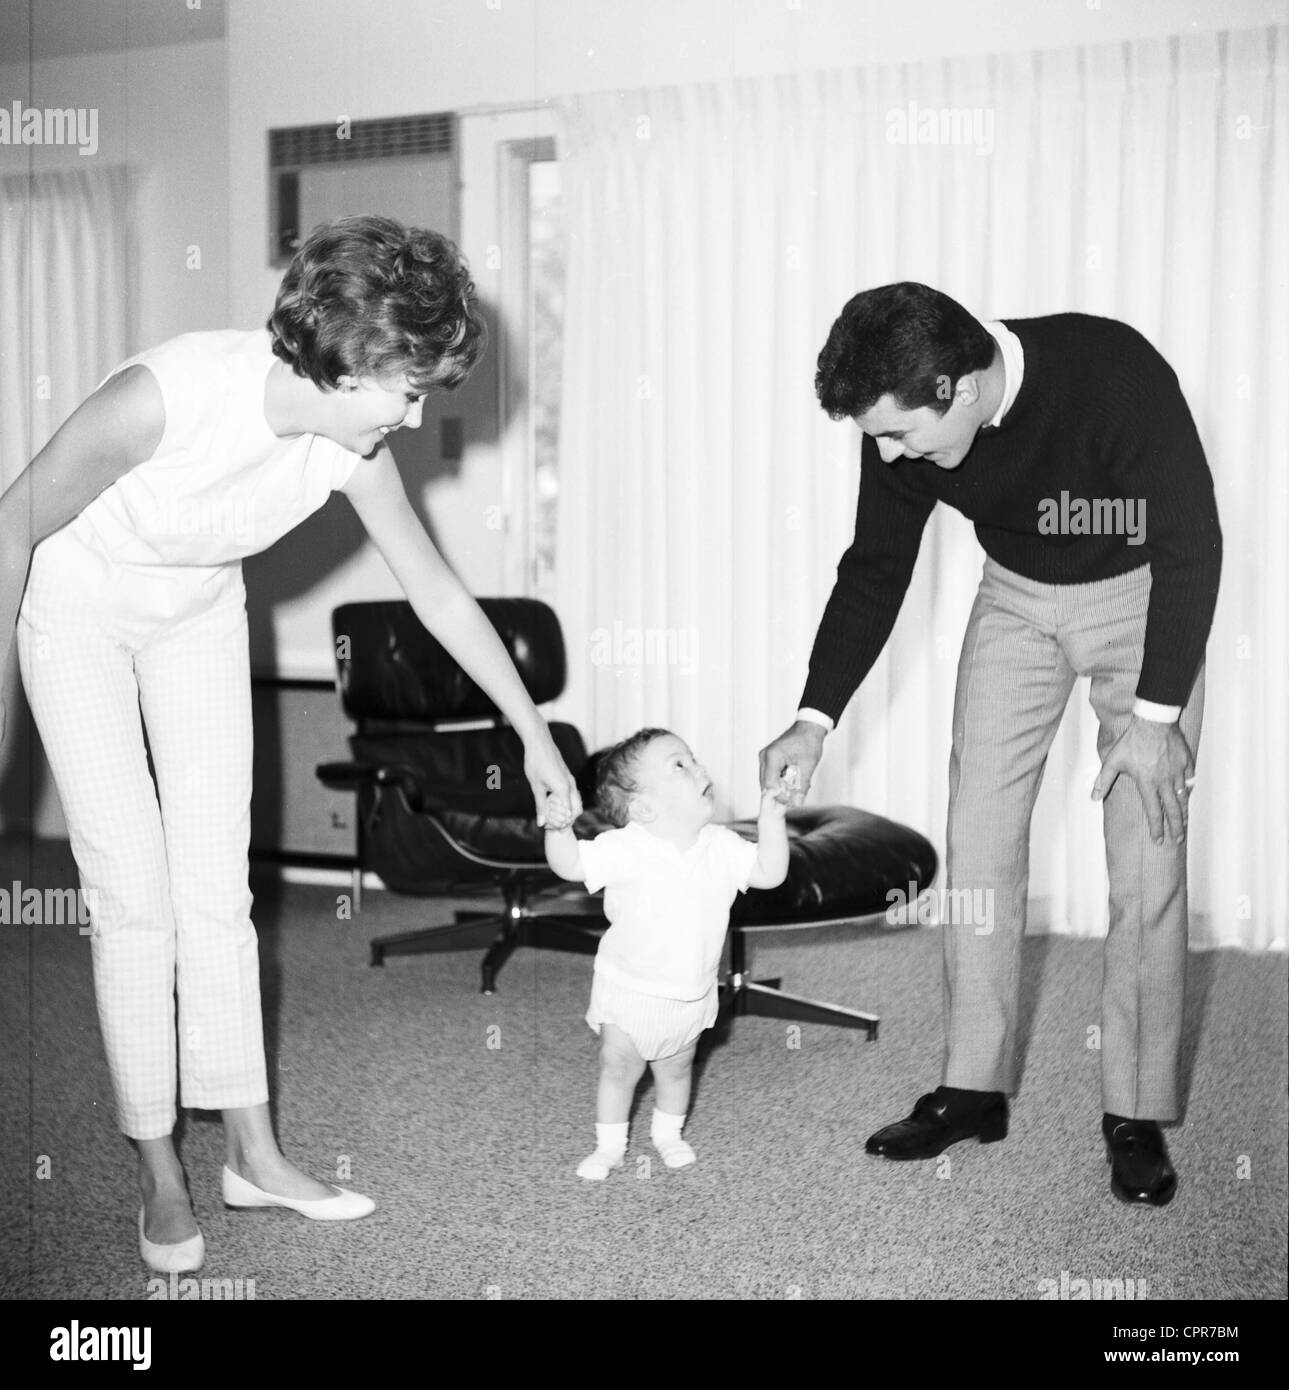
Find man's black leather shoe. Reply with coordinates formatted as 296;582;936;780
865;1086;1008;1160
1103;1115;1177;1206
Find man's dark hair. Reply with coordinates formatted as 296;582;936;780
268;215;486;394
815;282;996;420
594;727;671;828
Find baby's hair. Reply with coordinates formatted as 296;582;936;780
594;727;672;828
267;215;487;395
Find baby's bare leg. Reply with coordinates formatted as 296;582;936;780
649;1043;699;1168
596;1023;648;1122
578;1024;647;1180
650;1042;697;1116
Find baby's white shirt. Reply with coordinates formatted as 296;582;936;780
578;821;760;1001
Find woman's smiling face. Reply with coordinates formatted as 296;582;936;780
335;372;426;456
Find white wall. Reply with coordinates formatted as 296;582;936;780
6;1;1280;831
224;0;1284;615
0;38;230;351
220;0;1285;909
227;0;1286;332
0;37;229;836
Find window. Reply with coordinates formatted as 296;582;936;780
527;157;563;603
464;115;566;601
490;131;564;603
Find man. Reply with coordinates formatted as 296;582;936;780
760;283;1221;1206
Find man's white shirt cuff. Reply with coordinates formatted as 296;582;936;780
796;708;835;732
1133;698;1182;723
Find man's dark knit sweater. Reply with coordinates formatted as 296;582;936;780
800;314;1223;722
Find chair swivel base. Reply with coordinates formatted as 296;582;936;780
713;921;879;1038
370;908;602;994
716;970;879;1039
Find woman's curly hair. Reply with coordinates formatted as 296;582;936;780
267;215;486;393
594;728;671;828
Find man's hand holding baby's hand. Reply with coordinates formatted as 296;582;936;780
759;722;823;806
762;766;798;813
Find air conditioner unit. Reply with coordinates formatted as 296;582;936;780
268;112;458;266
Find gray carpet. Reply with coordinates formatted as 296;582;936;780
1;838;1285;1302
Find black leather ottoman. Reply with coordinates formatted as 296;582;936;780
322;599;938;1015
719;806;938;1038
359;795;937;1020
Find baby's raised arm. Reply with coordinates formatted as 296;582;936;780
544;825;586;882
747;773;792;889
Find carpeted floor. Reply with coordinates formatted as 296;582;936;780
1;837;1285;1302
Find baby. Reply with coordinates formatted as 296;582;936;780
544;728;790;1179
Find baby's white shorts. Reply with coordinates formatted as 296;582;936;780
586;973;719;1061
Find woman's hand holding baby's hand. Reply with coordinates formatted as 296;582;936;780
542;813;585;880
523;729;583;829
542;795;578;832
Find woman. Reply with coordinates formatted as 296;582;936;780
0;215;581;1272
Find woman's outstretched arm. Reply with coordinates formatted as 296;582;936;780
340;447;582;826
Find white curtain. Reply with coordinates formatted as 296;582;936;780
554;26;1288;951
0;165;131;485
0;164;131;833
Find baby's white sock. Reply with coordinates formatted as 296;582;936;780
651;1108;696;1169
577;1121;628;1180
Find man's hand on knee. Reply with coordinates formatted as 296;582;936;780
1091;715;1195;846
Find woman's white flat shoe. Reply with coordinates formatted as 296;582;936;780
138;1208;205;1274
221;1165;375;1221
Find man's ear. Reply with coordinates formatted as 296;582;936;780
953;374;982;408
